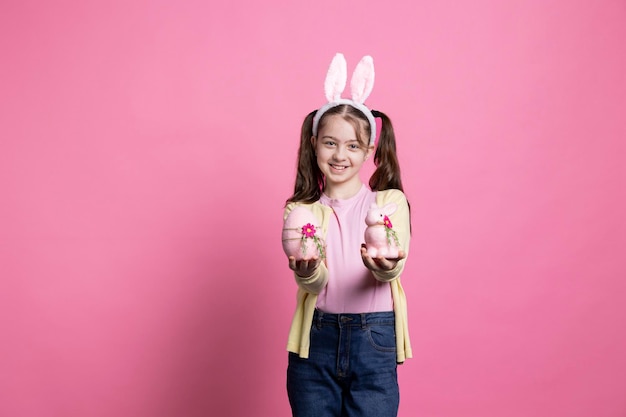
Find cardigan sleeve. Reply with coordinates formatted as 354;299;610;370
283;202;329;294
371;189;411;283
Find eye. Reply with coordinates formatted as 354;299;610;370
324;140;336;147
348;144;361;150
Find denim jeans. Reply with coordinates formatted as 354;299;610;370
287;310;399;417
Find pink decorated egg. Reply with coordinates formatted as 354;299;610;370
282;206;325;260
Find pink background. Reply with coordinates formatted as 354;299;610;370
2;1;625;416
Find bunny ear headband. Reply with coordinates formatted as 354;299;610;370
312;53;377;146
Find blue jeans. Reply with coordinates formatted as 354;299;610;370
287;310;399;417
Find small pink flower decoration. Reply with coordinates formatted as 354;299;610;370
299;222;325;259
383;215;400;248
302;223;316;238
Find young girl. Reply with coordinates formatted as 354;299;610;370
283;53;412;417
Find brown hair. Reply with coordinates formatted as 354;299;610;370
369;110;404;192
286;104;404;204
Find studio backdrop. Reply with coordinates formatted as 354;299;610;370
1;1;625;416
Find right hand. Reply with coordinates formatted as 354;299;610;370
288;256;321;278
360;244;405;272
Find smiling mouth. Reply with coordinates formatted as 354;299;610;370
330;164;348;171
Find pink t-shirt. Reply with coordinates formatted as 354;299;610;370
315;184;394;314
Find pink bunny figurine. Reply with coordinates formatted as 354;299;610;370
282;206;326;260
364;202;401;259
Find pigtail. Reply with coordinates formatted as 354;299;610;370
369;110;404;192
286;111;325;204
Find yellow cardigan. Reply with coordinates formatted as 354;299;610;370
284;189;412;363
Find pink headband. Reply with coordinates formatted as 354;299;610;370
312;53;377;146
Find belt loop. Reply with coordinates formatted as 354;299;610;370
316;310;323;329
361;313;367;329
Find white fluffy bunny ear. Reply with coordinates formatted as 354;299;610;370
324;53;348;102
350;55;375;104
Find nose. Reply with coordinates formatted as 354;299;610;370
333;145;347;160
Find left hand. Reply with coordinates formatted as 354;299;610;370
288;256;321;278
360;244;406;272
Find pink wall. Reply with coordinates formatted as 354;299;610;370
2;1;625;416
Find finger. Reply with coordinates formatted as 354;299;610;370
380;251;405;264
375;256;398;271
374;257;390;269
361;250;380;271
360;246;371;262
302;257;320;273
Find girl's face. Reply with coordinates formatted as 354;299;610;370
312;114;374;197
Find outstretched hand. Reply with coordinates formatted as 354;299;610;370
288;256;321;278
360;244;405;272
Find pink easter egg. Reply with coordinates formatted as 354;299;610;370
282;206;324;260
